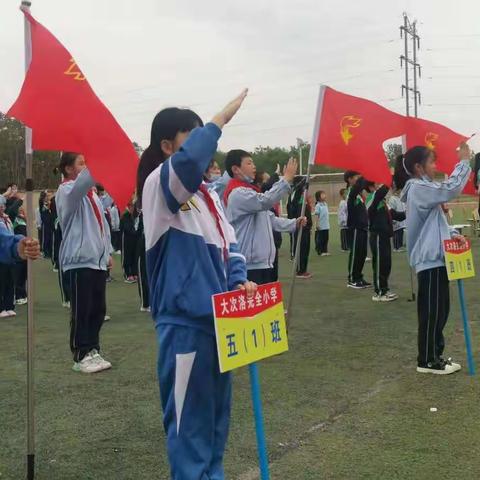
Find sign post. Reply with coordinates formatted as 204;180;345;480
212;282;288;480
444;238;476;375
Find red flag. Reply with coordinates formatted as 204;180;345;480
310;86;406;184
7;9;138;210
404;117;474;194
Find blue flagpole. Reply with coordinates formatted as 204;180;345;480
457;279;475;375
248;362;270;480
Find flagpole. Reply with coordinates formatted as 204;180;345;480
21;1;36;479
286;86;325;328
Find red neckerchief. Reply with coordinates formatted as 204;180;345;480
223;178;261;206
87;190;104;235
62;177;103;235
198;183;228;263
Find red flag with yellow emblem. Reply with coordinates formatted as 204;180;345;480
309;86;406;184
404;117;474;194
7;9;138;210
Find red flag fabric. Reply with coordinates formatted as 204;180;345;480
404;117;474;194
7;9;138;210
310;86;406;184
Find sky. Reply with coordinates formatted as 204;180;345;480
1;0;479;153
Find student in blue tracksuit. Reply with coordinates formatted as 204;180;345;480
395;143;471;375
56;152;113;374
137;90;256;480
0;197;17;318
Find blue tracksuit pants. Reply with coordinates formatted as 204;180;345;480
156;323;232;480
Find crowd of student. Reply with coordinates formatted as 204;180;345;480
0;89;474;479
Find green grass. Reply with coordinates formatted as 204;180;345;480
2;209;480;479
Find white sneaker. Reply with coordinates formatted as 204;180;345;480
16;298;28;305
417;360;461;375
72;353;105;373
140;306;151;312
379;292;398;302
320;253;331;257
62;301;71;308
0;310;10;318
6;310;16;317
53;268;59;273
89;349;112;371
372;293;398;302
365;257;372;262
443;357;462;372
104;315;111;322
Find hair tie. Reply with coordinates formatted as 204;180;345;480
402;157;412;176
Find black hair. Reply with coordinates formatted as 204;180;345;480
59;152;81;177
473;153;480;187
393;146;432;189
50;195;57;217
96;183;105;193
315;190;325;202
38;190;47;210
136;108;203;208
254;170;268;187
224;149;251;178
343;170;360;185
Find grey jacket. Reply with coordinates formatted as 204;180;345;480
400;159;471;273
56;168;112;272
226;178;296;270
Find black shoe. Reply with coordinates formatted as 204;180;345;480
359;280;372;288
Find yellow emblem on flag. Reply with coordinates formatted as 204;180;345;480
64;58;86;81
340;115;362;145
425;132;439;150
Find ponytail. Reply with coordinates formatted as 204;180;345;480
393;146;431;189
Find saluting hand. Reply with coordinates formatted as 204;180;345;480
283;158;298;183
458;142;471;161
211;89;248;130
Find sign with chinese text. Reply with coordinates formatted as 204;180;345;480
444;239;475;281
212;282;288;373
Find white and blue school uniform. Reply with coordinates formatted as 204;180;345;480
142;123;247;479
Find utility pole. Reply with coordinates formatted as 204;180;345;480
400;13;421;118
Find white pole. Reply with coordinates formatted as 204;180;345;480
21;1;36;478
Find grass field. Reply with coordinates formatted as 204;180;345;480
2;209;480;480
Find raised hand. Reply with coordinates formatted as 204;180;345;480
458;142;471;161
211;89;248;130
283;157;299;183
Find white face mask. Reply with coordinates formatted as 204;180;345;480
242;174;254;184
209;174;221;182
